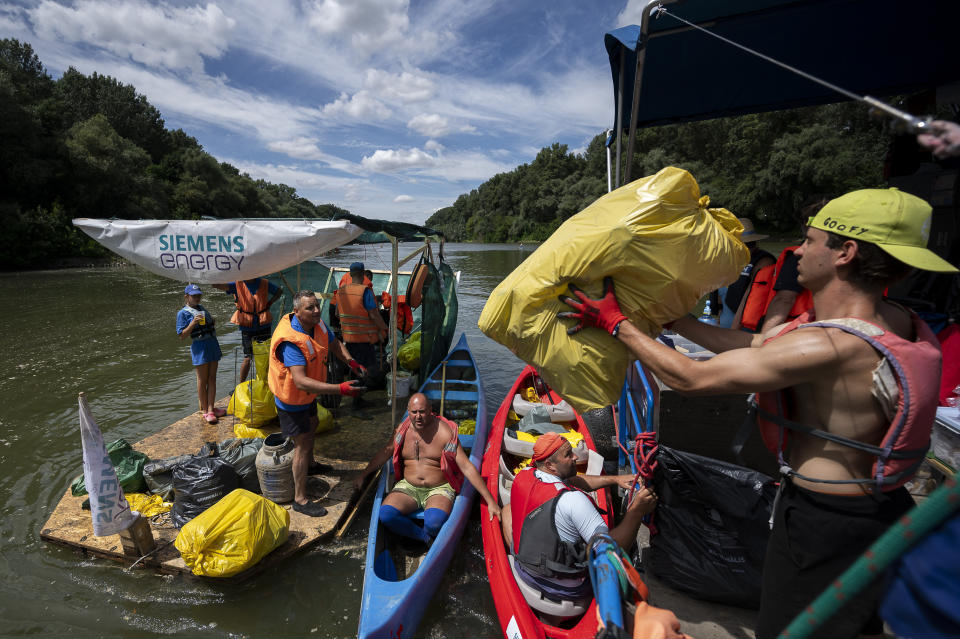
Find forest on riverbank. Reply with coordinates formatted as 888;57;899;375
426;103;895;242
0;39;349;270
4;38;897;268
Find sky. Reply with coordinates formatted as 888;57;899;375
1;0;651;223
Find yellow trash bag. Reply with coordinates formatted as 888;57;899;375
234;422;273;439
397;331;421;372
125;493;170;518
252;339;271;381
479;167;748;411
228;379;278;427
458;419;476;435
174;488;290;578
315;403;334;433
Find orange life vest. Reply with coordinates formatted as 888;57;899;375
740;246;812;332
396;294;414;335
338;283;379;343
331;274;372;305
229;279;272;327
391;415;464;492
754;310;941;492
380;290;391;309
268;313;329;406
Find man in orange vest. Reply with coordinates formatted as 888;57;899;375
269;290;365;517
337;262;388;373
213;278;282;381
557;188;954;638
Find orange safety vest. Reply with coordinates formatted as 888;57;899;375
380;290;391;309
268;313;329;406
230;279;272;327
740;246;813;332
338;283;379;343
332;274;372;305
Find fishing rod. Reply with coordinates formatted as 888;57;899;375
651;4;932;134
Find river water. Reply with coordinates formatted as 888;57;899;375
0;243;535;638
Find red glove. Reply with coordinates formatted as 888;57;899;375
339;381;365;397
347;359;366;376
557;276;628;336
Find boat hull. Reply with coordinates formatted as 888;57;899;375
358;333;488;639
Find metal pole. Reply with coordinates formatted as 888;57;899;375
615;61;624;188
606;128;614;192
389;236;399;427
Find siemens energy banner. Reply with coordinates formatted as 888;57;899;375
73;218;363;283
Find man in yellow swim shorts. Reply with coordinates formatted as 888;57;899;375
357;393;500;544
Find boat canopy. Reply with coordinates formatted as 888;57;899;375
605;0;960;134
73;215;444;284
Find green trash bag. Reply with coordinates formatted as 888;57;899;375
397;331;422;372
70;439;149;496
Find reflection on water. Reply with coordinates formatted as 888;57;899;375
0;243;535;637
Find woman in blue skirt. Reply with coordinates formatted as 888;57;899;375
176;284;224;424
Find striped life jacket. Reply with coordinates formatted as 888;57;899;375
230;279;272;328
338;283;379;343
267;313;329;406
753;309;941;493
391;415;464;492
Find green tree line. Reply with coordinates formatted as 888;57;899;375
427;102;894;242
0;39;349;270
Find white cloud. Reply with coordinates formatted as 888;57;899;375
424;139;443;152
322;90;392;120
393;194;414;203
30;0;235;72
615;0;646;28
227;158;368;194
308;0;409;52
361;147;437;173
407;114;451;137
363;69;435;103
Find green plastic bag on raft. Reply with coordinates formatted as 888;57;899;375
70;439;149;496
397;331;422;372
478;167;749;412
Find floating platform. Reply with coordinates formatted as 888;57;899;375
40;392;397;582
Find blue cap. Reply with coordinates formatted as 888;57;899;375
184;284;202;295
350;261;364;272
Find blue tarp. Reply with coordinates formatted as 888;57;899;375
606;0;960;133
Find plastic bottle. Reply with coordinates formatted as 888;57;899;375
699;300;718;326
946;385;960;418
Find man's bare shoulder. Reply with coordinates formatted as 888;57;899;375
758;323;876;364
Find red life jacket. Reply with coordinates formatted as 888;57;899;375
754;309;942;492
267;313;329;406
740;247;813;332
510;469;592;579
229;279;272;328
391;415;464;492
396;294;414;335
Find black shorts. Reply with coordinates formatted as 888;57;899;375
756;480;914;639
241;327;272;357
345;342;378;369
277;403;318;438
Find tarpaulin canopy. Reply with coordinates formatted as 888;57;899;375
331;211;444;244
606;0;960;133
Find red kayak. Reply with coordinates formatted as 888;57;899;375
480;365;612;639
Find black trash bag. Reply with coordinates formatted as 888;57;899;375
213;437;263;494
142;454;195;502
648;445;776;608
170;457;239;528
360;362;387;391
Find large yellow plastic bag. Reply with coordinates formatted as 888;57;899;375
174;488;289;578
315;403;334;433
125;493;171;517
252;339;271;381
234;422;273;439
228;379;277;426
479;167;748;411
397;331;421;372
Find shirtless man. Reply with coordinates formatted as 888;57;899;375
557;188;955;639
358;393;501;544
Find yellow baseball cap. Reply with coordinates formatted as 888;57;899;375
808;188;957;273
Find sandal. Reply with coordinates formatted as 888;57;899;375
292;501;328;517
212;407;227;417
203;412;218;424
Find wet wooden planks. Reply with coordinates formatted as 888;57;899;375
40;398;367;583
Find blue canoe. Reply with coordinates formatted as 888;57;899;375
357;333;489;639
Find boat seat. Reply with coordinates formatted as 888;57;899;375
498;456;515;505
507;555;589;619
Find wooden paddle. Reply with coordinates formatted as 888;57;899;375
334;466;383;539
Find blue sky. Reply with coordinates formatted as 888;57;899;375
1;0;651;223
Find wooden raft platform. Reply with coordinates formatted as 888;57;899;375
40;398;369;582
